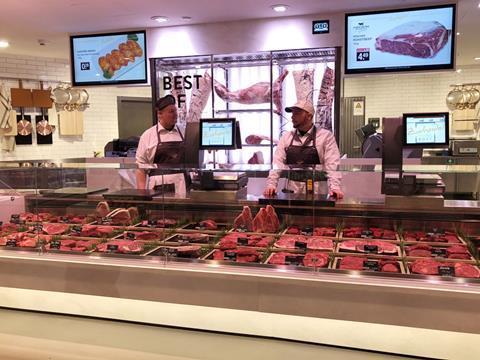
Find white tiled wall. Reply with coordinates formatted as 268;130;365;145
0;54;151;161
343;65;480;126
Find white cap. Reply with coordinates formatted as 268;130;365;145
285;100;314;116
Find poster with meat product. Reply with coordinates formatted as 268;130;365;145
70;31;147;85
345;5;455;73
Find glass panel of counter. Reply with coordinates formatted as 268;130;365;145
0;162;478;281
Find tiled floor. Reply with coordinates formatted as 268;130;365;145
0;308;422;360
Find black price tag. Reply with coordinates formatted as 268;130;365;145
431;248;447;257
126;232;136;240
224;251;237;261
10;214;20;224
0;221;3;226
106;244;118;252
50;240;61;249
364;244;378;253
237;237;249;246
160;247;178;257
102;216;112;224
34;223;43;232
295;241;307;250
301;227;313;236
363;260;379;271
361;230;373;238
59;216;69;223
438;266;455;277
178;239;190;246
195;223;205;230
147;220;156;227
71;225;82;234
236;225;248;233
6;239;17;247
356;48;370;62
285;255;303;266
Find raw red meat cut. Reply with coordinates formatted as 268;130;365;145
80;225;114;238
199;219;217;230
285;226;301;235
315;66;335;131
339;256;364;270
219;233;273;249
267;252;299;265
127;207;139;221
338;256;400;273
406;244;432;257
176;233;209;243
245;135;277;145
96;202;110;218
247;151;264;165
110;209;132;225
233;206;254;231
274;235;307;249
96;240;144;254
338;240;398;255
176;245;202;258
375;21;450;59
187;72;212;123
303;252;329;267
214;69;288;115
410;259;480;278
42;223;69;235
1;223;18;233
454;263;480;278
411;259;441;275
126;231;160;241
293;69;314;104
251;206;279;233
313;227;337;237
446;245;471;260
307;237;334;251
212;248;260;263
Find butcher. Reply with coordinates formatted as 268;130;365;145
263;100;343;199
136;95;187;196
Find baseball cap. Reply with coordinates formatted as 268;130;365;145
285;100;314;116
155;95;176;111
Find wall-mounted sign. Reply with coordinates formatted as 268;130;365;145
312;20;330;34
353;100;365;116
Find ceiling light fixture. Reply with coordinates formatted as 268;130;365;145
456;69;462;73
151;16;168;23
474;57;480;61
272;4;289;12
456;32;460;36
0;40;9;48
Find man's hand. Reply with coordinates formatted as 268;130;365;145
263;186;277;197
329;189;344;200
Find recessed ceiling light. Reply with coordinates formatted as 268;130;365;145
151;16;168;23
0;40;9;48
456;69;462;73
475;57;480;61
272;4;289;12
456;32;460;36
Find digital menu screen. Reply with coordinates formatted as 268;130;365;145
403;113;449;146
345;5;455;74
70;30;147;86
199;119;236;149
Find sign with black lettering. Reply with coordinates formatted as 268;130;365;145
34;223;43;232
312;20;329;34
364;244;379;253
126;232;136;240
431;248;447;257
6;239;17;247
224;251;237;261
363;260;379;271
285;255;303;266
10;214;20;224
106;244;118;252
237;237;249;246
71;225;82;234
295;240;307;250
50;240;61;249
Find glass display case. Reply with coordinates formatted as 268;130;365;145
0;161;478;358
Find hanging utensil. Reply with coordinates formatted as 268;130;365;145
446;86;462;110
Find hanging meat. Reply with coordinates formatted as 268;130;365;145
247;151;264;164
315;66;335;131
245;134;278;145
169;71;188;126
186;71;212;123
292;69;315;104
214;69;288;114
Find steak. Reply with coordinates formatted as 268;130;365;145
339;256;364;270
375;21;449;58
313;227;336;237
96;201;110;218
42;223;69;235
199;219;217;230
306;237;334;251
127;207;139;221
274;235;307;249
338;240;398;255
233;206;254;231
247;151;264;165
176;245;202;258
268;252;299;265
252;206;279;233
96;240;143;254
219;233;273;249
110;209;132;225
446;245;471;260
1;223;18;233
411;259;441;275
176;232;209;243
454;263;480;278
80;225;114;238
126;231;160;241
303;252;329;268
212;249;260;263
406;244;432;257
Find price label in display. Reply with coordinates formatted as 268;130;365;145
50;240;61;250
33;223;43;232
285;255;303;266
178;239;190;246
361;230;373;238
160;247;178;257
10;214;20;224
356;48;370;62
126;232;136;240
102;217;112;225
364;244;379;253
59;216;69;223
438;266;455;277
236;225;248;233
301;227;313;236
237;237;249;246
6;239;17;247
0;221;3;226
224;251;237;261
106;244;119;252
431;248;447;257
363;260;379;271
71;225;82;234
295;240;307;250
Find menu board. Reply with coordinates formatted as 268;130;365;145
345;5;455;74
70;31;147;86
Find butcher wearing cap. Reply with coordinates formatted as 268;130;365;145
263;100;343;199
136;95;187;196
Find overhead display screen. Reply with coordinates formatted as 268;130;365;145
345;5;455;74
70;30;147;86
403;113;449;147
199;119;236;150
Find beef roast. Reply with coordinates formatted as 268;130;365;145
375;21;449;58
42;223;70;235
338;240;398;255
96;201;110;218
303;252;329;268
233;206;254;231
199;219;217;230
127;207;139;221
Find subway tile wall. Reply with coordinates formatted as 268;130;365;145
343;66;480;127
0;54;151;161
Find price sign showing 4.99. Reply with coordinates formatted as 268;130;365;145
356;48;370;62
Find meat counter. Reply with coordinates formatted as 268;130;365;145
0;164;479;359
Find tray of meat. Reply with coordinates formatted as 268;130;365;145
266;251;331;269
68;224;120;238
409;259;480;279
218;232;274;249
341;227;399;241
12;212;57;223
1;223;20;234
336;240;400;256
137;218;178;229
204;248;263;263
284;225;337;238
54;214;93;224
402;230;465;244
46;238;99;253
145;245;208;259
333;255;405;274
180;219;230;232
405;244;474;261
165;232;217;245
274;235;335;251
118;230;163;242
0;232;52;249
94;239;157;255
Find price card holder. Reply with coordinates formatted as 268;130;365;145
301;227;313;236
6;239;17;247
364;244;379;254
71;225;82;235
194;223;205;230
126;232;136;240
101;217;112;225
285;255;303;266
236;225;248;233
363;260;379;271
224;251;237;261
33;223;43;232
438;266;455;277
106;244;118;253
59;216;69;223
295;241;307;250
50;240;61;249
10;214;20;224
431;248;447;257
237;237;249;246
178;239;190;246
361;230;373;238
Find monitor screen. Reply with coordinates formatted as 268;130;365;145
199;118;236;150
345;4;455;74
403;112;449;147
70;30;147;86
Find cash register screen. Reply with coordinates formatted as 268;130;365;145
199;118;236;150
403;112;449;147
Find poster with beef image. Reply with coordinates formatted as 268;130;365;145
345;5;455;73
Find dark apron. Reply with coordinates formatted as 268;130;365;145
285;126;320;166
149;125;188;192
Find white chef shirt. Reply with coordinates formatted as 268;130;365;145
266;125;342;193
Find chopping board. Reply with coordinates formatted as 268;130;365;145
59;110;84;136
15;114;32;145
0;110;17;136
